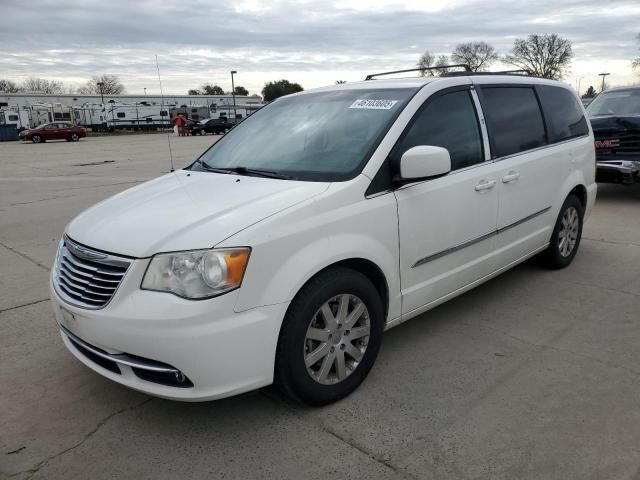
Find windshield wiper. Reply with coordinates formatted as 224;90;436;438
198;162;290;180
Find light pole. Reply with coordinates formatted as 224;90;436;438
598;72;610;93
143;88;147;96
230;70;237;122
576;76;584;96
97;81;105;104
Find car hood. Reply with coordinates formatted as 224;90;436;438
66;170;330;257
589;114;640;133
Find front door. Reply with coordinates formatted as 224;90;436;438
393;87;501;315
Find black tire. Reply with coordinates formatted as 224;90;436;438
32;135;42;143
539;195;584;269
70;133;79;142
275;267;384;406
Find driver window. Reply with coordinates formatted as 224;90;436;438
394;90;484;171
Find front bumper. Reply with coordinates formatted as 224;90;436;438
596;160;640;185
51;267;289;401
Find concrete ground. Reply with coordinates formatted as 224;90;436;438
1;134;639;480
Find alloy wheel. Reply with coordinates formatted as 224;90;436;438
304;294;370;385
558;206;579;257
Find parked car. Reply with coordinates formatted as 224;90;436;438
19;122;86;143
189;118;234;135
586;87;640;185
51;71;596;406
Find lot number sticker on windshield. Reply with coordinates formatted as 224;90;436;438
349;99;398;110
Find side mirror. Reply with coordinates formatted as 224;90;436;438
397;146;451;182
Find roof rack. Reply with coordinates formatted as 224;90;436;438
443;69;532;77
364;64;471;80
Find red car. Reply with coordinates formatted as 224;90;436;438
19;122;87;143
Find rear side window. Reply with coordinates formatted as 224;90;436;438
117;112;126;118
394;90;484;171
537;85;588;142
481;87;546;158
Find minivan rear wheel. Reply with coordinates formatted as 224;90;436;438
539;195;584;269
275;267;384;406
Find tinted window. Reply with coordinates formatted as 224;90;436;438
117;112;126;118
537;85;588;142
481;87;546;157
394;90;484;171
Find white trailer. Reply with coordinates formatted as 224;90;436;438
25;103;74;127
0;106;30;130
170;105;211;122
103;103;172;130
74;104;109;131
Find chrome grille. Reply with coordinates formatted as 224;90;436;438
53;236;131;309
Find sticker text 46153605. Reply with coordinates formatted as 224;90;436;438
349;99;398;110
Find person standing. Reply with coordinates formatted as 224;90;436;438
174;114;187;136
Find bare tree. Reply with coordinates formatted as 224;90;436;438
504;34;573;79
335;80;347;84
435;54;450;76
22;77;65;94
451;41;498;71
0;79;21;93
417;51;436;76
633;33;640;72
78;74;125;94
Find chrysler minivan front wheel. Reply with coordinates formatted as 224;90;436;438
275;267;384;406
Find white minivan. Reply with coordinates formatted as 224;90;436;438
51;70;596;405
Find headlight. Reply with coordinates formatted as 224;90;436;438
141;248;250;299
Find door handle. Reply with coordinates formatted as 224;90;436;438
501;171;520;183
474;179;496;191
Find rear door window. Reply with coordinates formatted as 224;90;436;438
537;85;588;142
480;86;546;158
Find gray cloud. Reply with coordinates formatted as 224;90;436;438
1;0;639;94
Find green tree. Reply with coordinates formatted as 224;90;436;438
504;34;573;79
202;84;225;95
582;86;597;98
78;74;125;94
188;89;201;95
262;79;303;102
451;41;498;72
335;80;347;84
0;79;21;93
233;86;249;96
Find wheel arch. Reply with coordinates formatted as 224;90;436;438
301;258;390;322
568;184;587;209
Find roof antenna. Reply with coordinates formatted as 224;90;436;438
155;54;175;172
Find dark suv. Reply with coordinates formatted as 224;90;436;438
587;87;640;185
189;118;234;136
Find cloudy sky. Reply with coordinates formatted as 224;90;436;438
1;0;639;96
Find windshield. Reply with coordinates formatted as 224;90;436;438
197;88;415;181
587;89;640;116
